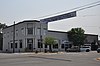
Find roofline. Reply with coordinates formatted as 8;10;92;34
3;20;40;29
48;30;67;33
84;34;98;36
48;30;98;36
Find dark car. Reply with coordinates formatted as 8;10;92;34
97;48;100;53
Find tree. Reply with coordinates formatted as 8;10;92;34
0;23;7;33
44;37;56;52
0;33;3;50
68;28;86;48
0;23;7;50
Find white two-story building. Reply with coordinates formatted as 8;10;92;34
3;20;69;52
3;20;48;52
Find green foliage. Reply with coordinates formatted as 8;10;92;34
0;23;7;29
44;37;56;52
0;23;7;50
44;36;56;45
68;28;86;46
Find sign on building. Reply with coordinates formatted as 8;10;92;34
40;11;76;23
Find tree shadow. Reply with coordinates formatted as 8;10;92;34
29;56;72;62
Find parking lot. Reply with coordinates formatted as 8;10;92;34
0;51;100;66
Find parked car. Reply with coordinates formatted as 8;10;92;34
66;46;79;52
97;48;100;53
80;46;91;52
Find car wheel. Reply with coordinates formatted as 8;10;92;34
86;49;90;52
97;51;100;53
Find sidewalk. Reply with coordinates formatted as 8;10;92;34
0;51;97;55
0;52;66;56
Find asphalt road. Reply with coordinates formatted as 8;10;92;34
0;51;100;66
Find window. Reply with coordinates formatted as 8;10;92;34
27;38;33;50
27;28;33;34
53;44;58;49
38;39;43;48
38;41;41;48
61;44;64;49
19;40;22;48
45;45;47;48
11;31;13;35
7;32;9;38
16;30;18;36
15;43;17;48
21;28;24;35
27;39;33;43
11;43;13;48
37;28;40;35
43;29;47;35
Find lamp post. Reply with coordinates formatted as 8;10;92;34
40;22;42;52
13;21;15;53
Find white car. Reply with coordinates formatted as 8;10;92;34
80;46;91;52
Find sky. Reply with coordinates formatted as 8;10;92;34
0;0;100;39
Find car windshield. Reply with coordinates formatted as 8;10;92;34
98;48;100;49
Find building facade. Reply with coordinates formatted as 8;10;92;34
47;30;69;51
2;20;98;52
3;20;48;52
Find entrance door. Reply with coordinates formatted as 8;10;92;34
28;44;32;50
27;38;33;51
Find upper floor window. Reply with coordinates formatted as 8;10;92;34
3;33;6;38
43;28;47;35
37;28;40;35
11;31;13;36
16;30;18;36
21;28;24;35
27;28;33;35
7;32;9;38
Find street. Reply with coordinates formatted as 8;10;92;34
0;51;100;66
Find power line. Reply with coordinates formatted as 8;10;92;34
65;25;100;28
77;15;100;17
77;3;100;11
34;1;100;19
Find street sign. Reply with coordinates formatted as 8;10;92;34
40;11;76;23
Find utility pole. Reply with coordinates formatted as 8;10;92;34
13;21;15;53
40;22;42;52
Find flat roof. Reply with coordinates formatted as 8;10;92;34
48;30;98;36
48;30;67;33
